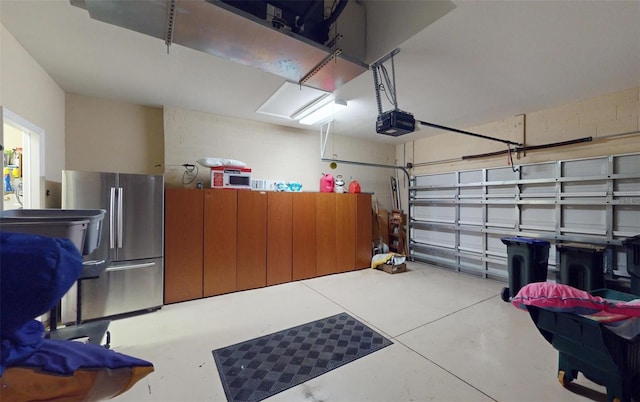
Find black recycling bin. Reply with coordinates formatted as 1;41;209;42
557;243;606;292
622;235;640;296
500;237;551;302
528;289;640;402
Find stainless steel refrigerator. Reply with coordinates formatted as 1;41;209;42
62;170;164;321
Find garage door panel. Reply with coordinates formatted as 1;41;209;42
614;154;640;174
412;228;456;248
521;162;556;179
487;166;517;181
521;205;556;231
459;204;482;225
562;157;607;177
614;206;640;237
459;231;482;252
413;205;455;222
562;205;606;235
487;205;516;227
410;153;639;279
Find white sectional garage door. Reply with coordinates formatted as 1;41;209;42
409;153;640;282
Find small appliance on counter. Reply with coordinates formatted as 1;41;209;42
211;166;252;189
251;179;276;191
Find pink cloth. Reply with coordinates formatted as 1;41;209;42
513;282;640;322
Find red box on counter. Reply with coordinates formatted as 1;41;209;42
210;166;252;189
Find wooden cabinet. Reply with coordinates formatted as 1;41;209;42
237;190;268;291
356;193;373;269
292;192;316;280
165;190;373;302
203;189;237;297
336;193;357;272
267;192;292;286
164;189;203;304
316;192;337;276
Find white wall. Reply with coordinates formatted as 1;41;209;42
1;24;65;183
164;106;396;208
65;93;164;174
364;1;456;64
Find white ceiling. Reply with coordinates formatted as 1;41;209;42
2;0;639;145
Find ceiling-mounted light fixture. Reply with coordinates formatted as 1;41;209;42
294;99;348;125
257;81;330;119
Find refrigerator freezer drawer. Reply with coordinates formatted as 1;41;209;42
64;258;164;322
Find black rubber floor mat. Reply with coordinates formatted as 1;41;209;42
212;312;392;402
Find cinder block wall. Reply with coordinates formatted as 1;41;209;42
401;87;639;176
163;106;397;208
527;87;638;142
396;87;640;210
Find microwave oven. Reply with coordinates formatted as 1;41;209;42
210;166;252;189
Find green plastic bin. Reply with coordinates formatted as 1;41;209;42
500;237;551;302
557;242;606;292
528;289;640;402
622;235;640;296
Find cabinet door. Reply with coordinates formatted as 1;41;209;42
267;192;293;286
316;192;337;276
164;188;203;304
292;192;316;280
203;189;237;296
356;193;373;269
336;193;356;272
237;190;268;290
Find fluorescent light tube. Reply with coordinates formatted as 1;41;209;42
299;99;348;125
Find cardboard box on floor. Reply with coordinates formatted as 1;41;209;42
378;262;407;274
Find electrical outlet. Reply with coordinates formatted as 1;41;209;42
266;3;282;20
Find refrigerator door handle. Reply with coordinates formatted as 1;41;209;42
117;187;124;248
83;260;107;265
106;262;156;272
109;187;116;249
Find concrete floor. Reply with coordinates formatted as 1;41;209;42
110;261;608;402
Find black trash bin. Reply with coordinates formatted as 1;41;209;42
500;237;551;302
556;243;606;292
527;289;640;402
622;235;640;296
